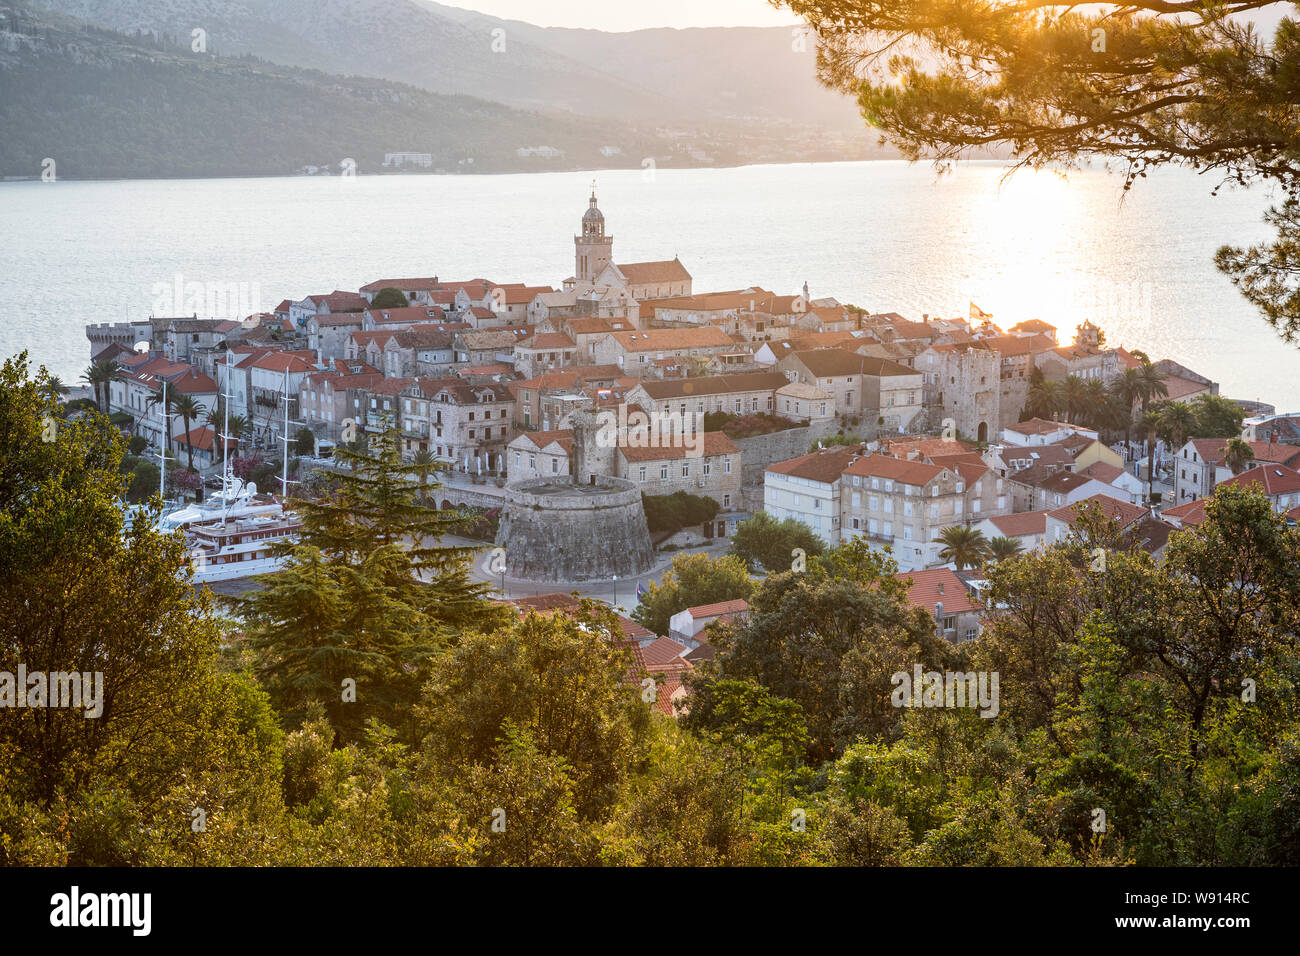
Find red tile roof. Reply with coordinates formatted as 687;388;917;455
687;599;750;619
766;444;868;483
1219;463;1300;497
987;510;1049;537
895;568;981;614
1048;494;1148;528
843;453;946;486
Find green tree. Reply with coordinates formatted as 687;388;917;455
632;551;754;637
0;354;286;863
293;426;316;458
730;511;826;573
987;536;1024;562
782;0;1300;341
1220;437;1256;475
936;524;989;570
1190;393;1246;438
370;287;409;309
417;603;648;819
81;358;120;414
171;392;203;473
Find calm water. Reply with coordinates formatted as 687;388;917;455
1;161;1293;408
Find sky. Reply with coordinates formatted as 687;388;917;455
435;0;797;31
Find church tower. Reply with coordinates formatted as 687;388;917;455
575;187;613;285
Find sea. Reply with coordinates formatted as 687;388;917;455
1;160;1294;410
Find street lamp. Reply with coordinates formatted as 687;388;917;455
612;574;618;610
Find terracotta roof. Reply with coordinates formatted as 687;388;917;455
895;568;981;614
521;332;576;350
985;333;1057;357
641;636;689;668
617;431;739;462
879;437;972;461
166;367;218;393
1162;499;1209;527
1079;462;1125;484
516;429;575;454
843;453;946;486
173;425;235;452
766;444;868;483
987;510;1049;537
785;348;867;377
1038;471;1096;494
1124;514;1176;554
251;353;313;374
1187;438;1300;469
635;371;788;399
617;259;692;284
1047;494;1148;528
687;599;750;619
1219;463;1300;497
609;327;733;352
360;277;440;293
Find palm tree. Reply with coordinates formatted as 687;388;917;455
987;536;1024;562
1141;407;1164;501
1024;369;1061;421
1110;367;1143;453
224;415;250;465
1155;401;1197;463
1220;437;1256;476
82;359;121;413
1080;378;1110;431
936;525;990;570
410;449;436;504
42;376;69;406
151;390;203;473
1061;375;1088;424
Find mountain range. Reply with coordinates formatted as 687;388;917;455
0;0;884;179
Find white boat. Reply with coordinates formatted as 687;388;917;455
187;510;302;583
159;479;280;532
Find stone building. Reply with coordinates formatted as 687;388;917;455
916;341;1000;444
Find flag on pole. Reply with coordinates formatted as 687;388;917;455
969;302;993;321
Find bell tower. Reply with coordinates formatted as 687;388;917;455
575;184;613;285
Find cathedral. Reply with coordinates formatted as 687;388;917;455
562;189;693;320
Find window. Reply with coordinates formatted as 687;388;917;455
852;517;860;530
883;521;892;537
903;501;913;517
550;458;558;474
681;463;690;478
514;452;521;467
660;465;669;480
930;503;939;519
903;525;913;540
528;455;535;469
724;459;732;474
871;477;880;490
703;462;712;477
723;494;731;508
638;466;647;482
868;495;878;511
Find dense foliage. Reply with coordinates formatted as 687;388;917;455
3;354;1298;865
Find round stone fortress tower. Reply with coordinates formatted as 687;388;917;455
496;407;652;582
494;476;654;582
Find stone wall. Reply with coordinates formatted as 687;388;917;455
732;419;843;487
495;476;654;582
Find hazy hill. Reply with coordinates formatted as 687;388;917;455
26;0;870;132
0;3;669;179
